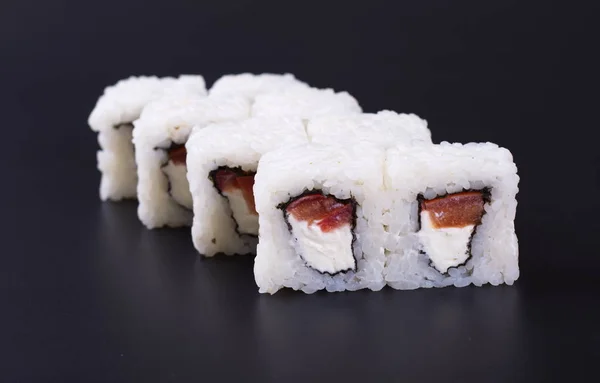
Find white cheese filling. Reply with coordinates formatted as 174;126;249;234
288;215;355;274
222;188;259;235
162;161;192;210
418;211;474;273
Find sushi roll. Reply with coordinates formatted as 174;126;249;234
253;143;387;294
209;73;309;98
88;75;206;201
251;87;362;118
185;85;362;257
186;117;309;256
307;110;432;147
383;142;519;289
132;94;251;229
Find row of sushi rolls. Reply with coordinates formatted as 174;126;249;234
88;73;519;294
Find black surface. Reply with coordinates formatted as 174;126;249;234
1;0;599;381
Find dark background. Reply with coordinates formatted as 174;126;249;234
1;0;598;382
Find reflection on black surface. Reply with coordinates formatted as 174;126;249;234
92;202;266;379
88;202;599;382
254;286;525;381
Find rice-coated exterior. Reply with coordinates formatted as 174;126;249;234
186;117;308;256
254;143;386;294
88;75;207;200
209;73;309;98
307;110;432;148
133;94;251;228
251;87;362;118
383;142;519;289
96;125;137;201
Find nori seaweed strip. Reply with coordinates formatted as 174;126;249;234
416;187;491;276
277;189;358;277
155;141;192;212
208;166;258;238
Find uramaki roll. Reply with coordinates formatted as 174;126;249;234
132;94;250;228
88;75;206;201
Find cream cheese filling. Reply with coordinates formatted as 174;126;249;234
418;211;474;273
162;161;192;210
288;215;355;274
223;188;259;235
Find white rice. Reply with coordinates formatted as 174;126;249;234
307;110;432;147
253;143;387;294
209;73;309;99
251;87;362;118
383;142;520;289
88;75;206;200
186;117;308;256
133;94;251;228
